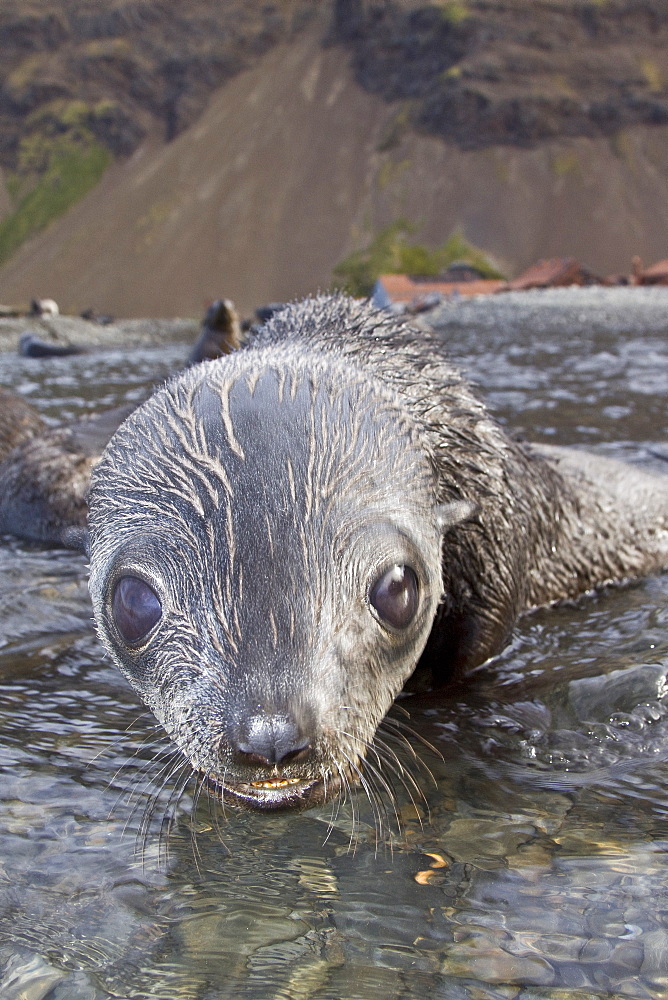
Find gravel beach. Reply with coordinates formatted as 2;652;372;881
0;314;198;354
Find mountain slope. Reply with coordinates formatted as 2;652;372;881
333;0;668;148
0;7;667;315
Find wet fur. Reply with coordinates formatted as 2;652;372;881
86;295;668;812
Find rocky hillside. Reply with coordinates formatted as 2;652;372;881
2;0;667;169
332;0;668;148
0;0;667;316
0;0;314;165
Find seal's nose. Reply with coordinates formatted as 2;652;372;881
234;713;311;768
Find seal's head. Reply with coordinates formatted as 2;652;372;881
88;345;470;810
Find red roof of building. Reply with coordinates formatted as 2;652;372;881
640;258;668;284
506;257;597;291
375;273;506;304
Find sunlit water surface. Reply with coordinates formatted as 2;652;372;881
0;288;667;1000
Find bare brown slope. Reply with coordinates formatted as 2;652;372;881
1;21;668;316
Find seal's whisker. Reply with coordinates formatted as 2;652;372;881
359;765;394;851
110;741;177;803
340;727;404;803
109;743;178;825
187;770;209;877
205;772;230;849
363;760;397;848
335;759;360;855
371;734;431;810
356;748;405;844
338;705;404;833
328;769;345;832
378;722;441;789
361;749;404;825
381;715;444;762
106;735;172;792
151;759;193;869
130;750;188;858
116;738;179;790
217;768;230;821
368;741;429;830
85;714;159;767
132;753;184;857
321;766;345;847
380;734;438;796
161;766;197;868
338;730;400;840
189;771;206;841
339;748;393;852
341;749;387;849
204;775;219;836
320;785;335;845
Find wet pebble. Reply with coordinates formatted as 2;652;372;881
442;934;556;986
175;903;309;960
501;903;578;939
517;991;601;1000
505;931;586;963
578;936;615;962
0;950;67;1000
640;928;668;988
464;987;520;1000
50;971;105;999
606;938;644;974
438;817;536;865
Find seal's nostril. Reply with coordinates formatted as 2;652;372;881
235;714;311;768
280;742;311;765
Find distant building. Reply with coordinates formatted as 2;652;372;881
372;273;506;311
438;262;489;283
631;256;668;286
506;257;601;291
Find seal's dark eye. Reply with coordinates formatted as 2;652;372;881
369;565;419;630
112;576;161;644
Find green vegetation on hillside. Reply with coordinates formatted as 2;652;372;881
333;220;504;297
0;102;112;267
437;2;470;25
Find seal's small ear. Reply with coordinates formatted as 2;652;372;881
435;500;478;533
60;526;90;555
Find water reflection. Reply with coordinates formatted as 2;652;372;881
0;288;667;999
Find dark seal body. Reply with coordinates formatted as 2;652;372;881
18;332;84;358
0;399;136;546
0;387;46;462
87;295;668;811
187;299;243;366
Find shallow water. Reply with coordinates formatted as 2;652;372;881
0;288;667;1000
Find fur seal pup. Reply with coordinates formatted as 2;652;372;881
86;295;668;812
0;401;137;546
0;387;47;463
187;299;243;366
18;332;85;358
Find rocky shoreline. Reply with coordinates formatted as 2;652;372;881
428;285;668;339
2;285;668;357
0;314;197;354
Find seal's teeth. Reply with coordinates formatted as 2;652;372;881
249;777;303;789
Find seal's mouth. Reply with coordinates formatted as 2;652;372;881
249;776;303;790
205;772;338;811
